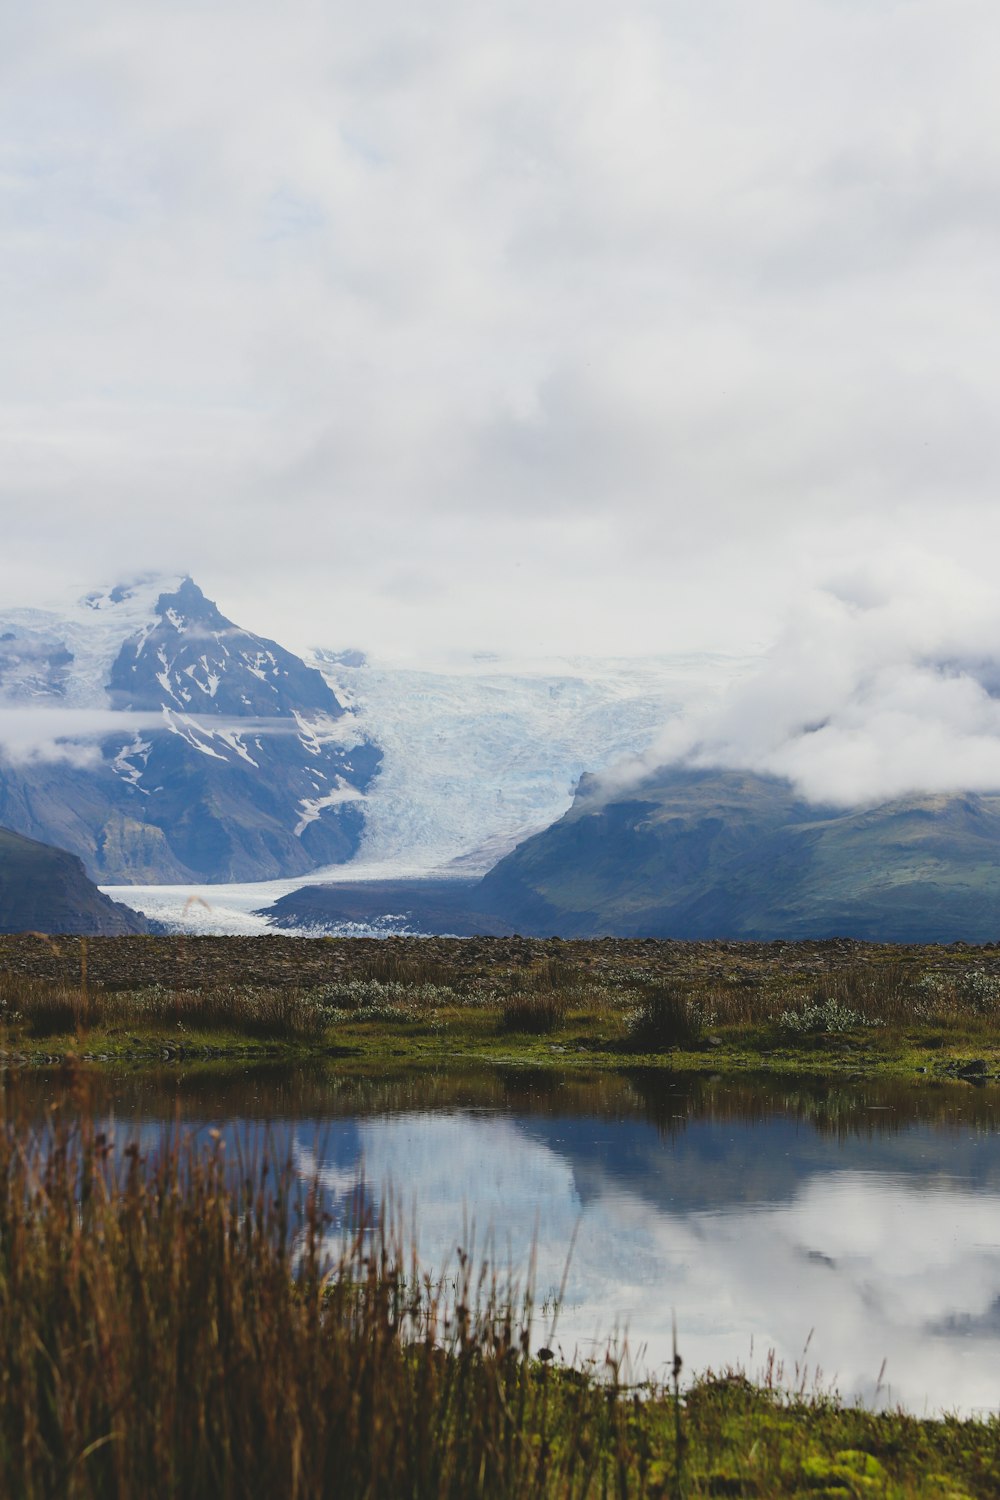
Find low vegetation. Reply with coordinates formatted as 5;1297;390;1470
1;1107;997;1498
1;935;999;1078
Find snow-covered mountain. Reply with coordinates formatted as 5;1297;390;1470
0;577;380;882
102;648;752;934
0;574;751;905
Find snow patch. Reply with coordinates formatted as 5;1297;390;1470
162;708;228;760
294;780;366;836
112;733;153;790
211;723;260;767
294;709;364;757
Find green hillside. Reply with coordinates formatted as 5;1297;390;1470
478;767;1000;941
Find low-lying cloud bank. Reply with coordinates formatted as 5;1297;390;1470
606;562;1000;808
0;707;314;768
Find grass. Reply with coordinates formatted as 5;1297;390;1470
1;1102;998;1498
501;992;569;1034
0;974;329;1042
2;941;1000;1078
626;985;706;1049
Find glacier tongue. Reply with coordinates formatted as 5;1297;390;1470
102;649;753;934
307;652;753;877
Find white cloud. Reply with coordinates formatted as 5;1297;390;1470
0;708;155;767
610;555;1000;805
0;705;310;766
3;2;1000;658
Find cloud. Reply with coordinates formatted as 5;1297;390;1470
607;555;1000;806
0;708;156;767
0;705;317;767
3;2;1000;656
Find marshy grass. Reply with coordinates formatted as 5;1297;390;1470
626;986;705;1050
3;940;1000;1073
620;962;1000;1053
0;1106;591;1498
500;992;568;1034
1;1104;998;1498
0;973;329;1041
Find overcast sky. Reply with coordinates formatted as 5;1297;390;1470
3;0;1000;663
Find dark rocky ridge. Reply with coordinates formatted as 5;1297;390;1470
3;931;999;993
262;879;516;936
0;829;150;935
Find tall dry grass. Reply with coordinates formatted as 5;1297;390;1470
4;957;999;1054
0;1106;641;1499
0;974;329;1041
622;962;1000;1045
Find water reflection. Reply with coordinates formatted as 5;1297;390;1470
4;1065;999;1416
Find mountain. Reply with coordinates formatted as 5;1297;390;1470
0;578;381;883
474;766;1000;941
2;578;751;905
303;650;749;875
0;827;151;934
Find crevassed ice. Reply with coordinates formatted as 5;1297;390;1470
307;653;751;877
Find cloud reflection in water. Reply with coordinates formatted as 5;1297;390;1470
296;1111;1000;1417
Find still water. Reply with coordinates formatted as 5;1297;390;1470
7;1066;1000;1418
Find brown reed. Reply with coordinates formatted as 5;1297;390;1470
0;1106;636;1499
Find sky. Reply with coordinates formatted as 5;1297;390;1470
4;0;1000;665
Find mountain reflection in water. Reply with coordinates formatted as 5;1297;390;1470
6;1066;999;1418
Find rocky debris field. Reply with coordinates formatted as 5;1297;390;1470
3;932;1000;994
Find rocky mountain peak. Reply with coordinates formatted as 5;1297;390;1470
154;577;229;631
0;576;382;883
108;577;343;720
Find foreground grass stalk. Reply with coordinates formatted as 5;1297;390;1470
0;1109;998;1497
0;1111;618;1499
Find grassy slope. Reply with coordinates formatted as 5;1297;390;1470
478;768;1000;941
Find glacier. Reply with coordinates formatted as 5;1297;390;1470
0;571;754;931
107;648;753;933
310;650;752;876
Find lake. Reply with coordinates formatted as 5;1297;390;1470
7;1065;999;1419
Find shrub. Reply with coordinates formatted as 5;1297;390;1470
778;998;878;1035
500;993;567;1034
959;969;1000;1015
627;987;704;1049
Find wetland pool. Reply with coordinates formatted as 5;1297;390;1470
8;1065;1000;1419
